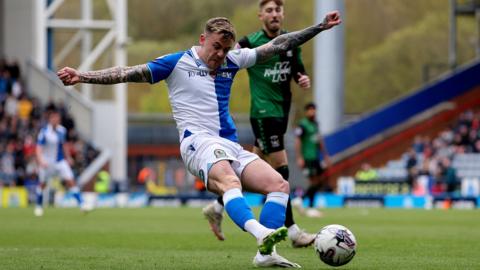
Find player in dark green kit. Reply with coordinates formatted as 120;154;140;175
203;0;321;248
293;102;331;217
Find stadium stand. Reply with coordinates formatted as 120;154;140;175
348;109;480;196
0;57;99;199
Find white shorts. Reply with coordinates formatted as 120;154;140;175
180;133;258;188
39;159;74;183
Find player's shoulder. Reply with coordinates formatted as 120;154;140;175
245;30;267;44
152;50;188;62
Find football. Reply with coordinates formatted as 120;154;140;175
314;224;357;267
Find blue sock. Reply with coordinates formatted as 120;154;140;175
35;186;43;207
223;188;255;230
70;186;83;205
259;192;289;229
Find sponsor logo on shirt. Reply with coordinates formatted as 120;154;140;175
188;70;209;77
264;61;291;82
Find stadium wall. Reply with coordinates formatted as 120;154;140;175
1;0;37;69
0;0;3;54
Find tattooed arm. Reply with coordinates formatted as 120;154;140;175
57;64;151;86
256;10;341;63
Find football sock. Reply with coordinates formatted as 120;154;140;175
35;186;43;207
216;195;224;206
259;192;289;229
223;188;255;230
287;224;301;240
276;166;295;227
304;185;318;208
244;219;271;240
69;186;83;205
213;199;224;213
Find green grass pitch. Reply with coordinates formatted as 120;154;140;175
0;207;479;269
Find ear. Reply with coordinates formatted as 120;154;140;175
199;33;206;46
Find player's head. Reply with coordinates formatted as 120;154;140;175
304;102;316;120
199;17;236;70
46;106;61;126
258;0;284;36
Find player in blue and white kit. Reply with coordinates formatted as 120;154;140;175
35;108;85;217
57;13;341;268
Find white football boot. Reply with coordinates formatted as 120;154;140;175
253;247;301;268
202;202;225;241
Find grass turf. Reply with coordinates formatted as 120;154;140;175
0;207;479;269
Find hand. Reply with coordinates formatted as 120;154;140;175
297;72;310;89
321;10;342;30
57;67;81;86
297;157;305;168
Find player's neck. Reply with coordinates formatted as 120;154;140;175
195;47;211;70
263;27;281;39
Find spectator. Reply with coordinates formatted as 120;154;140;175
439;157;456;195
355;163;378;181
0;141;16;186
94;170;111;193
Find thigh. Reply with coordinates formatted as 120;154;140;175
180;134;239;189
207;160;241;195
250;117;287;155
39;165;55;184
240;158;289;195
56;160;74;181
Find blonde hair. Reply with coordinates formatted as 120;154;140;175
204;17;236;41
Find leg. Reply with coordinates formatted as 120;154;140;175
59;160;84;207
34;181;46;217
241;159;301;267
208;160;287;255
253;149;315;248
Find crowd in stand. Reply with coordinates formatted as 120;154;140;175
405;109;480;195
352;109;480;195
0;58;98;188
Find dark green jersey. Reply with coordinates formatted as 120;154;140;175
295;117;319;161
238;30;306;118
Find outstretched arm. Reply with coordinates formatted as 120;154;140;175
255;10;341;63
57;64;151;86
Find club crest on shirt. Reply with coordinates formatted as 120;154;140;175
214;149;227;158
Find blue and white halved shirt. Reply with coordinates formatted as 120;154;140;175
146;46;257;142
37;124;67;163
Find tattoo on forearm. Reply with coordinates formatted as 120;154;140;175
79;64;151;84
256;23;327;63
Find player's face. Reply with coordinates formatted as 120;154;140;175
306;107;316;120
199;32;234;70
49;112;61;126
258;1;284;35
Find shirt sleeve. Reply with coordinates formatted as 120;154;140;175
227;48;257;69
294;126;304;137
146;51;184;84
37;130;46;145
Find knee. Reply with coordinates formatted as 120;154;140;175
223;177;242;191
277;178;290;193
266;172;290;194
